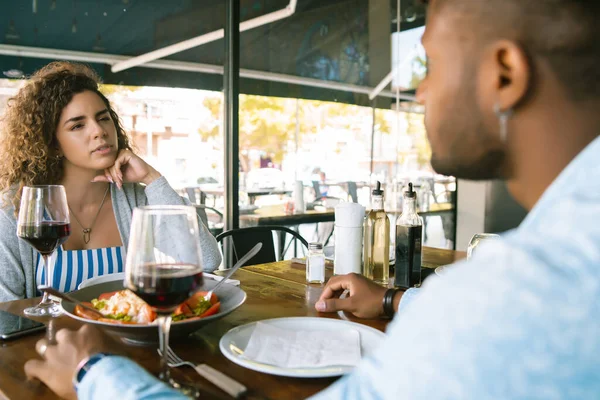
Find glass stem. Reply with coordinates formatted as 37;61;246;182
39;253;54;306
158;314;173;382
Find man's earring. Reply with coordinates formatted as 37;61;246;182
494;103;514;142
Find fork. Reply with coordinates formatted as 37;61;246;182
159;347;247;398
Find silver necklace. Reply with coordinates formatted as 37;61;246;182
68;186;110;244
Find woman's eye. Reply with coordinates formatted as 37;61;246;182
100;116;111;121
70;124;83;131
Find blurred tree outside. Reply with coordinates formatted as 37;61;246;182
409;53;427;90
199;92;429;174
100;84;141;96
407;111;430;167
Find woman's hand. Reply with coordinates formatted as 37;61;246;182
24;325;117;400
92;149;161;188
315;273;396;319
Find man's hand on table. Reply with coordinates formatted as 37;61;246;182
315;273;404;318
24;324;115;400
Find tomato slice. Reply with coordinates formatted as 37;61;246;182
98;291;119;301
186;291;218;308
172;292;219;321
181;302;221;321
199;302;220;318
174;302;193;317
74;302;100;320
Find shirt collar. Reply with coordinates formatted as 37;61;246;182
519;135;600;230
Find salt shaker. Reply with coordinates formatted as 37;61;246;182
306;242;325;284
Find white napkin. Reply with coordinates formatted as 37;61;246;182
334;226;363;275
293;180;305;213
243;322;361;369
334;202;365;228
204;272;240;287
333;202;365;275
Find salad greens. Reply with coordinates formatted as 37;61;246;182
91;298;132;322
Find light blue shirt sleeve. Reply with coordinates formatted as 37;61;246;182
78;356;187;400
397;287;420;311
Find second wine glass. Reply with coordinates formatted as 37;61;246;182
124;205;204;393
17;185;70;317
467;233;500;260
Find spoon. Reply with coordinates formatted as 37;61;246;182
204;242;262;301
38;286;105;318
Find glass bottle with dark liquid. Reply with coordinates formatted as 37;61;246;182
395;183;423;289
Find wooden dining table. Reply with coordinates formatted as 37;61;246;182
239;202;455;228
0;247;464;400
239;205;335;228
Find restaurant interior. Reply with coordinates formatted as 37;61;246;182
0;0;553;399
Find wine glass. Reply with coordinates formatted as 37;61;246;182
467;233;500;260
17;185;70;317
124;205;204;394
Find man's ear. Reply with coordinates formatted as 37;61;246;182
481;40;532;110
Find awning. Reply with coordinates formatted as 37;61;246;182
0;0;424;106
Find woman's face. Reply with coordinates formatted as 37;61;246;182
55;90;119;173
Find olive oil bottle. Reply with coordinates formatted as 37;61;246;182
363;181;390;285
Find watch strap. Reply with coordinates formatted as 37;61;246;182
72;352;111;390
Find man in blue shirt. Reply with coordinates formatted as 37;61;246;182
24;0;600;399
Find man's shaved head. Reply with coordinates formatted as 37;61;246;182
423;0;600;101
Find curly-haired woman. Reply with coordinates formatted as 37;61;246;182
0;61;221;302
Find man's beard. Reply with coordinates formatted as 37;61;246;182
431;148;506;180
428;75;508;180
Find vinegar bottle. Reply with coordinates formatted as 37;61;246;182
395;183;423;289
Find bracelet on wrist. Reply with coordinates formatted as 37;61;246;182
382;288;401;318
72;352;112;391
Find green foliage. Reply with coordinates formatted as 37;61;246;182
409;53;428;90
100;84;140;96
199;93;429;170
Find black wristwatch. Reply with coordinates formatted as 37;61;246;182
72;352;112;390
382;288;401;318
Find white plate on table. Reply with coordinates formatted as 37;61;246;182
219;317;385;378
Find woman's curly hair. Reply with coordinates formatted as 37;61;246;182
0;61;132;213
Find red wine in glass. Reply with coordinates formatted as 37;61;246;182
129;263;204;313
17;222;71;256
18;185;70;317
125;205;204;395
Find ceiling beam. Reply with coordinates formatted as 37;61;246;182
110;0;298;73
0;43;415;102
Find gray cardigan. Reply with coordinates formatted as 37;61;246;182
0;176;222;302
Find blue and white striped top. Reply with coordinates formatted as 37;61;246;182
35;246;125;293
